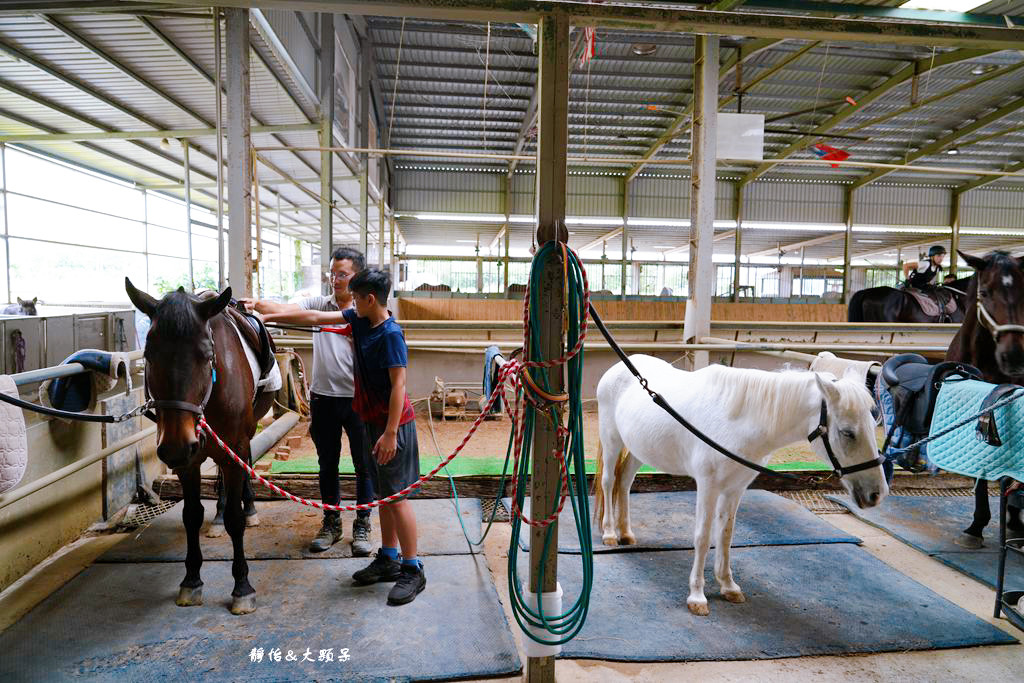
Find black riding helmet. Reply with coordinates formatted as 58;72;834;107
928;245;947;258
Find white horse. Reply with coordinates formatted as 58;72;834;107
595;355;888;616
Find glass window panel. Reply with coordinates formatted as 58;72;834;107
7;194;145;252
9;237;145;303
0;238;8;304
148;224;188;257
5;149;143;221
146;193;187;230
148;255;194;295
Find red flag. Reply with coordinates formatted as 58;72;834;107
580;26;596;66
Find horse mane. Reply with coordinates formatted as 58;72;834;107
707;366;872;425
151;290;203;338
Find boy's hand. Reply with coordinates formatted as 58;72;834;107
374;430;398;464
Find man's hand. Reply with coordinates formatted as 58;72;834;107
374;429;398;464
238;297;257;313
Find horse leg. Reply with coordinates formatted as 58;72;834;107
958;478;990;548
712;490;745;604
222;463;256;614
598;428;624;546
613;453;644;545
206;470;226;538
176;466;205;606
241;473;260;527
687;483;716;616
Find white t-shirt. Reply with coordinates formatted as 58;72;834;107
299;295;355;398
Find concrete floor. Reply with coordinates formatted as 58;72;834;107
2;508;1022;681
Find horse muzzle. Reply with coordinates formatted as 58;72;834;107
157;438;201;471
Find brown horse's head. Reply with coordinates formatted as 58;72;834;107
959;250;1024;377
126;278;232;471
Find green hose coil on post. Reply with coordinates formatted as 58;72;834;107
507;241;594;646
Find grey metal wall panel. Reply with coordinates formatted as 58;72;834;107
853;185;951;227
567;175;621;216
395;170;505;213
631;175;689;219
743;181;845;224
960;188;1024;229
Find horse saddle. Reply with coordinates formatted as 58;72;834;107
904;287;956;320
881;354;982;436
928;378;1024;482
226;304;276;384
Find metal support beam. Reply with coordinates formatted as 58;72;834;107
731;185;743;302
682;34;718;370
183;138;194;291
950;191;961;277
955;160;1024;194
746;232;846;259
319;12;335;282
528;12;569;683
621;180;630;301
359;37;371;257
841;187;854;303
226;8;252;297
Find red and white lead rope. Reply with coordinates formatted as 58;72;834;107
199;245;591;527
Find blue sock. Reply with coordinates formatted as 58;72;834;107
380;546;399;560
402;556;422;569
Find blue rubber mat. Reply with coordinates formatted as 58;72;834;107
503;490;859;553
100;498;480;562
827;494;1024;590
522;544;1016;662
0;555;520;682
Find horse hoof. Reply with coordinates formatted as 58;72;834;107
205;523;225;538
619;533;637;546
687;600;710;617
601;534;618;546
723;590;746;604
176;585;203;607
954;533;984;549
245;513;260;528
230;593;256;615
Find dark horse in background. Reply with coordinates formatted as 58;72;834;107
944;251;1024;548
848;277;970;323
126;278;274;614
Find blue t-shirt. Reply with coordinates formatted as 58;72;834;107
342;309;415;427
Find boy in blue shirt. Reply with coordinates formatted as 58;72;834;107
305;268;425;605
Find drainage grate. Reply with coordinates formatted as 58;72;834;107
779;487;986;514
117;499;178;531
480;497;509;523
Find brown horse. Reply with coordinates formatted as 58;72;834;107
945;251;1024;546
126;278;274;614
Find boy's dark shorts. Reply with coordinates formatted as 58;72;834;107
367;420;420;500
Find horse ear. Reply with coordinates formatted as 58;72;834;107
814;373;841;405
16;297;23;305
958;250;988;272
195;287;232;321
125;277;158;318
31;297;37;304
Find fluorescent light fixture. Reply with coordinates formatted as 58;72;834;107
509;215;534;223
396;212;506;223
455;240;477;243
857;239;883;244
651;245;677;249
900;0;988;11
627;217;688;227
853;225;952;234
961;228;1024;236
565;217;623;226
946;147;959;155
743;222;847;232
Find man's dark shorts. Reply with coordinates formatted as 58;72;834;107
366;420;420;500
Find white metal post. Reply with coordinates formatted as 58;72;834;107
682;34;719;370
320;12;335;285
183;138;194;291
214;8;225;290
226;7;252;297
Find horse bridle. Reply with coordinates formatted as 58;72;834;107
976;291;1024;340
142;328;217;420
807;400;885;477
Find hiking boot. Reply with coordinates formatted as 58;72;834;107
352;550;402;585
351;517;373;557
308;516;343;552
388;564;426;606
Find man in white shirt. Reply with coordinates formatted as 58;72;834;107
242;248;375;555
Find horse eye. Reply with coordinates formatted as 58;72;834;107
980;289;989;298
840;429;856;440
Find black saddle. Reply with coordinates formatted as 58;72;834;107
881;353;982;436
977;383;1020;447
229;301;277;386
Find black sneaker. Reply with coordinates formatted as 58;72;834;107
387;564;426;606
352;550;402;585
308;516;343;552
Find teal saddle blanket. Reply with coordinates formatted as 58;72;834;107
928;379;1024;481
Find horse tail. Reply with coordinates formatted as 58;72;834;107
848;288;866;322
593;440;605;524
611;446;630;514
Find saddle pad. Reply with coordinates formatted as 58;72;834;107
231;322;282;400
906;288;955;318
928;379;1024;481
0;375;28;494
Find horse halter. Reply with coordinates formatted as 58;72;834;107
976;292;1024;340
807;400;885;478
143;329;217;418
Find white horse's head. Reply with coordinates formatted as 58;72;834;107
812;372;889;509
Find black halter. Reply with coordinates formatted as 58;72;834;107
807;400;885;477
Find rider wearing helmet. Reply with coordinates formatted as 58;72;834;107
903;245;946;290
